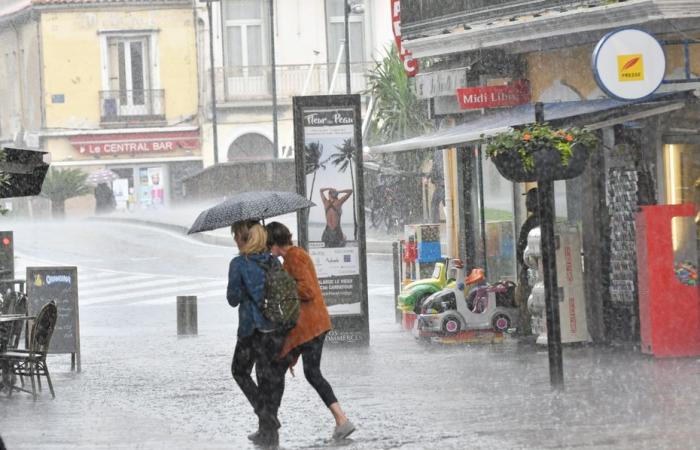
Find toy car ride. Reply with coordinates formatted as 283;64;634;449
397;258;462;314
415;268;519;339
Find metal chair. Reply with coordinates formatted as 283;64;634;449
0;300;57;400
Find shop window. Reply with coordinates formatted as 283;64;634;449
479;148;516;281
664;144;700;246
227;133;274;161
325;0;365;70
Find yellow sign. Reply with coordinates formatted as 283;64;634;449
617;54;644;82
33;274;43;287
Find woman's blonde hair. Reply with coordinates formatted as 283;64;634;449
231;221;268;255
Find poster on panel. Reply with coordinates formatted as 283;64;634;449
293;95;369;344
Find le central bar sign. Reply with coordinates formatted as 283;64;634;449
456;80;531;109
69;130;200;155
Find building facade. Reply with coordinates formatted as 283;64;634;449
376;0;700;343
0;0;202;212
197;0;393;165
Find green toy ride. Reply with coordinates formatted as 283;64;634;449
397;258;461;314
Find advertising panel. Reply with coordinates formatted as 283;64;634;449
293;95;369;344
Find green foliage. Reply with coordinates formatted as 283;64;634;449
484;123;598;172
40;168;90;203
366;44;429;145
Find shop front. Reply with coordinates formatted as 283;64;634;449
46;128;203;211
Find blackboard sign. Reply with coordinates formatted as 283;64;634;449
26;267;81;370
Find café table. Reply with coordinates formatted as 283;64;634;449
0;314;35;391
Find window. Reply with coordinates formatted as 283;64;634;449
223;0;267;74
100;31;161;119
325;0;365;69
108;37;150;107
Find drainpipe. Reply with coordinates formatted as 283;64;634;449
10;20;27;145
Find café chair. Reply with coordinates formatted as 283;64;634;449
4;294;28;350
0;300;58;400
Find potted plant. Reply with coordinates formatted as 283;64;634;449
484;123;598;182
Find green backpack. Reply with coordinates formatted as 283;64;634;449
257;258;300;329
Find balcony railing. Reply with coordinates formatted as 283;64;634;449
99;89;165;122
214;62;373;103
400;0;586;36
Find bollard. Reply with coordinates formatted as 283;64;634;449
177;296;198;336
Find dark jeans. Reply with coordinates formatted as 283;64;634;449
231;329;287;430
289;332;338;407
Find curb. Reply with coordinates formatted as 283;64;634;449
87;216;395;254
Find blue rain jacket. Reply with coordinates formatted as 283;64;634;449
227;252;278;337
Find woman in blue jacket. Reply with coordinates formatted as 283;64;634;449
228;220;286;447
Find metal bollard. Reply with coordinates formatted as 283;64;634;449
177;296;198;336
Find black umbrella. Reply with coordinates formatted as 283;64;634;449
0;147;50;199
187;191;314;234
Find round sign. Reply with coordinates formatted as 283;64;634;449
592;28;666;101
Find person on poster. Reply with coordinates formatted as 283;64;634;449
265;221;356;441
320;187;352;248
227;220;287;447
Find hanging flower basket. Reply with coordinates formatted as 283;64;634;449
484;123;598;183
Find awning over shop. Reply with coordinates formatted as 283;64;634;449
369;92;694;154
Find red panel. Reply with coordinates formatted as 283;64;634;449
637;204;700;357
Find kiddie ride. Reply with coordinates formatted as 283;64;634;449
413;267;519;344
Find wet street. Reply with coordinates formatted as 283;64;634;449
1;220;700;449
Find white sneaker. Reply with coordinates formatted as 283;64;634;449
332;420;356;440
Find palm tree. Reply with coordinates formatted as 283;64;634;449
366;44;429;145
304;141;325;202
366;44;431;225
40;168;90;219
330;138;357;238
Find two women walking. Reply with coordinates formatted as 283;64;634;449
227;220;355;447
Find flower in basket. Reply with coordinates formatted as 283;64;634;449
484;123;598;172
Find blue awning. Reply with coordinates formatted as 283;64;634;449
368;92;693;154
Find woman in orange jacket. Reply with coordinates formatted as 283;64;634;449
265;221;356;440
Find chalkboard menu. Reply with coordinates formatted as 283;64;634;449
26;267;80;358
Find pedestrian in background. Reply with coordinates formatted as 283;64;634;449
265;221;356;440
228;220;287;447
515;187;540;335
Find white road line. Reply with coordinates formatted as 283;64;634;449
79;274;153;289
136;289;226;306
81;276;179;296
82;280;227;306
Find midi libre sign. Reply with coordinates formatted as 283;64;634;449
456;80;530;109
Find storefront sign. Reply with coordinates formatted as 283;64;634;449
456;80;531;109
391;0;418;77
416;68;467;100
593;28;665;101
69;130;199;155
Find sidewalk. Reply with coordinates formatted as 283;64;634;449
92;203;403;254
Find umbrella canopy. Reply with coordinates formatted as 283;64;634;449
87;169;119;186
188;191;315;234
0;147;50;198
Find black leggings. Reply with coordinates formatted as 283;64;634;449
231;329;287;429
290;332;338;407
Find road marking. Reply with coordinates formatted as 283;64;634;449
82;279;226;306
81;276;180;296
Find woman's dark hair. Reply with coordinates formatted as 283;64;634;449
265;221;293;247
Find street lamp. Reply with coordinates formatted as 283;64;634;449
344;1;364;94
200;0;220;165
